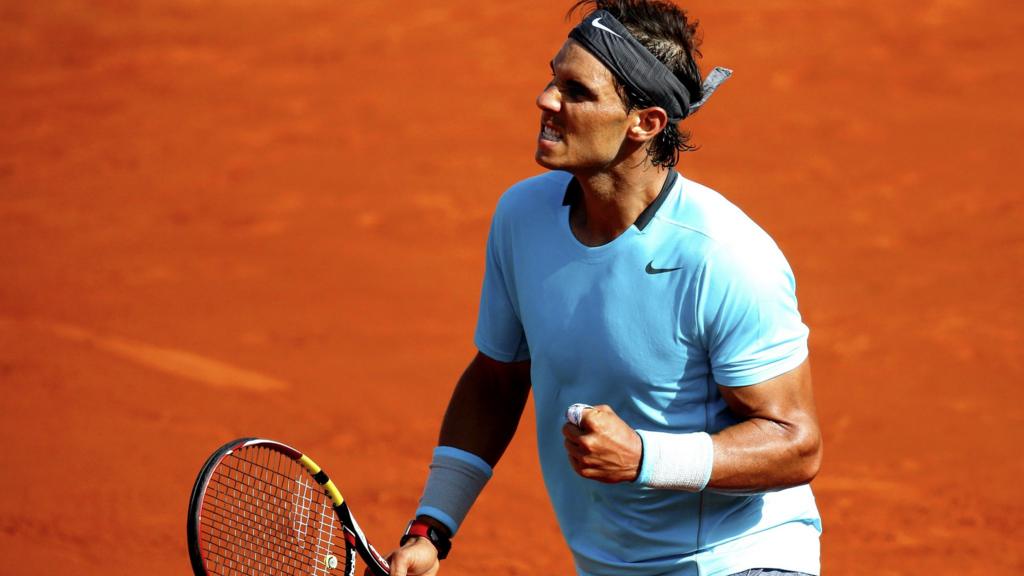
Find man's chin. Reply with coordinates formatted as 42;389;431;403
534;152;561;170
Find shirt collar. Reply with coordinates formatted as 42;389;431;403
561;171;678;232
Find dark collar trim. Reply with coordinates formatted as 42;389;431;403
561;171;678;232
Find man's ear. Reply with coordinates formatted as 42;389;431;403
627;106;670;143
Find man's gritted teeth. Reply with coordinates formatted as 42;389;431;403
540;123;563;142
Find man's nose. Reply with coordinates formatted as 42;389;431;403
536;81;561;112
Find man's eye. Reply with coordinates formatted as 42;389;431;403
547;75;587;100
565;84;588;99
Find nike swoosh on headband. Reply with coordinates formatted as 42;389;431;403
592;17;623;38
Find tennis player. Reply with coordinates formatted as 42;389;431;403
379;1;823;575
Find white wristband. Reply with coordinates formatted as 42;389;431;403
635;430;714;492
415;446;493;535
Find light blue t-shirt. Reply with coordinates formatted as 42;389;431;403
475;171;821;576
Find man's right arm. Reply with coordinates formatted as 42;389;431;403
439;351;532;465
382;351;532;576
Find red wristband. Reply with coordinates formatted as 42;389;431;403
400;518;452;560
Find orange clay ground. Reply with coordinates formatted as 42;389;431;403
1;1;1021;574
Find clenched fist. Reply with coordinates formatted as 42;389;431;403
562;404;643;483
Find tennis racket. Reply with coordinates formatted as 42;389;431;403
187;437;391;576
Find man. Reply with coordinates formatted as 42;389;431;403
380;1;823;575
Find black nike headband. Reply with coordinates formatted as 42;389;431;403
568;10;732;121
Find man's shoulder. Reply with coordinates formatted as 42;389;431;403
659;175;778;251
495;170;573;215
510;170;574;191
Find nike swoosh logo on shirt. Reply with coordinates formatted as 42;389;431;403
592;17;623;38
645;261;683;275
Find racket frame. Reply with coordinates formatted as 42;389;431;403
187;437;391;576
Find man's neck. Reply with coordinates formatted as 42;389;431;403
569;165;671;247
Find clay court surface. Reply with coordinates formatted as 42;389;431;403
1;1;1021;574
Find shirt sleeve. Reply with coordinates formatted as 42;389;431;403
473;201;530;363
696;239;809;386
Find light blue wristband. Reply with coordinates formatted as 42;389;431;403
415;446;493;535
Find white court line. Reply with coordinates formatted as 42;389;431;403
34;320;289;391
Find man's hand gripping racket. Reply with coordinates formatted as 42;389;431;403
187;438;392;576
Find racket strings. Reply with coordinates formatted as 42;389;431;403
201;487;307;572
204;450;330;575
204;455;306;568
198;445;346;575
202;451;316;575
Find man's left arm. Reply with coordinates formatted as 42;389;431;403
709;359;821;491
563;360;821;492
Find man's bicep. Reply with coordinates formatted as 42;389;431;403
713;359;823;488
471;350;531;388
717;359;817;425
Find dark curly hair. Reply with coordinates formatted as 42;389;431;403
568;0;704;167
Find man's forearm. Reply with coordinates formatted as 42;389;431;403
410;352;532;538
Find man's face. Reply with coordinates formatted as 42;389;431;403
535;39;634;173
